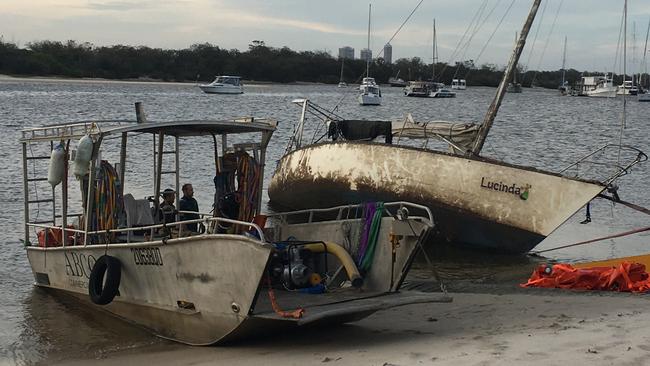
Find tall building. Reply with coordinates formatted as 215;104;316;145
383;43;392;64
338;46;355;59
360;48;372;62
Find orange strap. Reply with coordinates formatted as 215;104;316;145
266;277;304;319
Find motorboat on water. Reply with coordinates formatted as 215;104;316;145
359;77;382;105
404;81;430;97
576;75;617;97
198;76;244;94
20;106;450;345
430;86;456;98
338;82;348;88
451;79;467;90
268;0;647;254
617;80;639;95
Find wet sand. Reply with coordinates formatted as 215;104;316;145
52;290;650;366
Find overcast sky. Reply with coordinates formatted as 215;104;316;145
2;0;650;72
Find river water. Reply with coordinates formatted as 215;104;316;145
0;78;649;364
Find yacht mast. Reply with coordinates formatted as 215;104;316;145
561;36;567;86
471;0;542;155
432;19;437;81
643;17;650;89
366;3;371;78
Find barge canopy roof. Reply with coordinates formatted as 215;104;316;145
20;118;277;142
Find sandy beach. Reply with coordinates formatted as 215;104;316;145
50;289;650;366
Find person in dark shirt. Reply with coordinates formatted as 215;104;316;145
159;188;176;224
179;183;200;232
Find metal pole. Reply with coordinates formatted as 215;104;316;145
62;140;69;246
175;136;180;221
119;132;127;194
22;142;30;246
471;0;542;155
153;131;164;215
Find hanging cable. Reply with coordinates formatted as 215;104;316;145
451;0;503;81
530;0;564;86
522;0;548;77
465;0;516;80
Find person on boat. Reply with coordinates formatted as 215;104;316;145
179;183;200;232
159;188;176;224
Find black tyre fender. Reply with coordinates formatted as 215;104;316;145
88;255;121;305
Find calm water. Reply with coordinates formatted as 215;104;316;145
1;78;649;364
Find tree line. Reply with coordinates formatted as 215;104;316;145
0;39;646;88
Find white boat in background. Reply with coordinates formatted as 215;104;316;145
559;36;570;95
198;76;244;94
359;77;382;105
388;72;407;87
359;4;382;106
430;87;456;98
451;79;467;90
617;80;639;95
578;75;617;97
338;58;347;88
404;81;430;97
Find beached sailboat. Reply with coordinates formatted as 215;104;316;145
21;107;450;345
268;0;647;254
359;4;381;105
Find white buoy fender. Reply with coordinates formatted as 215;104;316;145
74;135;93;179
47;143;66;186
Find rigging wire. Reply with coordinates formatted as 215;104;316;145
529;0;564;86
521;0;548;77
437;0;489;80
332;0;425;112
451;0;503;81
618;0;628;166
464;0;516;80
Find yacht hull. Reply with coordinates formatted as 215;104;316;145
199;85;243;94
358;94;381;105
269;142;605;253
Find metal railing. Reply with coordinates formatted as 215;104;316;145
558;144;647;185
25;214;265;248
266;201;434;227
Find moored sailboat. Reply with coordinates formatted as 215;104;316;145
359;4;382;105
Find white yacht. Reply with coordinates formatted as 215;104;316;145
404;81;430;97
198;76;244;94
358;77;382;105
577;75;617;98
617;80;639;95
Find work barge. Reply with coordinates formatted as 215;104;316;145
20;108;450;345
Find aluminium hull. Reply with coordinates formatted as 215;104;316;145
27;235;272;345
268;142;605;253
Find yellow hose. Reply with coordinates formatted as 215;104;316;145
303;242;363;288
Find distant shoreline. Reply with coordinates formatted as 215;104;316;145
0;74;344;87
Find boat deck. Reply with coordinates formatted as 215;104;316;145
252;289;451;325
